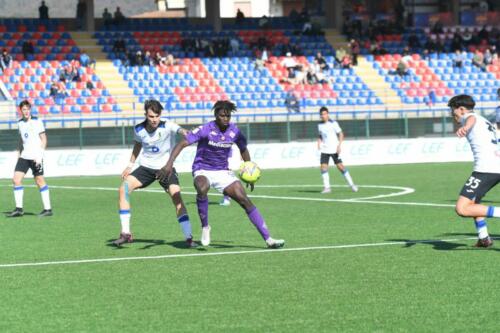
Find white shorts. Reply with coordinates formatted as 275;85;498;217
193;169;239;193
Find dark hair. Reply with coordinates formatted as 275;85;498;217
19;100;31;109
144;99;163;115
213;100;237;115
447;94;475;113
319;106;328;113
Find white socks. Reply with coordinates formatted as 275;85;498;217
475;219;489;239
14;186;24;208
119;210;131;234
39;185;51;210
343;170;355;187
321;170;330;189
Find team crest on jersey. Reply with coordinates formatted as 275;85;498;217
229;131;235;138
210;131;217;136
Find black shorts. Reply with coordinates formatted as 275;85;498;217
459;171;500;203
320;153;343;165
15;158;44;177
131;165;179;190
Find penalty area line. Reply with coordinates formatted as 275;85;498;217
0;237;478;269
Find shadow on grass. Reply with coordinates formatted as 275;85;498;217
105;238;262;251
2;211;36;217
386;236;500;252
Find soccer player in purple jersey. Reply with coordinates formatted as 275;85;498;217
158;100;285;248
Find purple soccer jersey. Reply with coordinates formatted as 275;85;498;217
186;121;247;172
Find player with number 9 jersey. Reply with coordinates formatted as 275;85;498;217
449;95;500;248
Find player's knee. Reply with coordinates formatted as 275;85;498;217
455;203;469;217
12;178;22;186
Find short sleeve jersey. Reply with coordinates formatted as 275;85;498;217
18;117;45;160
318;120;342;154
134;120;180;170
186;121;247;172
462;113;500;174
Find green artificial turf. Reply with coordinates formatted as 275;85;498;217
0;162;499;332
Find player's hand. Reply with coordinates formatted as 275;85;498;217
156;165;172;182
121;167;132;180
35;159;42;167
456;126;469;137
246;182;255;192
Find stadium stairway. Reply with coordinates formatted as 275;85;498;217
323;29;402;108
353;57;403;108
70;32;138;114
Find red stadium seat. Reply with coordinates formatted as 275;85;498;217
38;106;48;115
101;104;112;112
62;105;71;113
86;97;96;105
81;105;91;113
44;98;54;105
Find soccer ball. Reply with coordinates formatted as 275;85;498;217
239;161;261;184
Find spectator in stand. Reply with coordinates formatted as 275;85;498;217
165;53;177;66
283;67;297;84
478;25;489;42
285;87;300;113
0;49;12;72
315;52;329;71
102;8;112;29
281;52;297;70
424;37;437;54
472;50;486;71
135;50;144;66
153;52;164;66
484;49;493;65
295;66;308;85
311;59;329;84
341;54;352;69
79;50;96;69
50;81;68;99
254;48;268;72
235;8;245;25
453;49;465;69
335;47;347;67
144;51;153;66
230;37;239;53
114;7;125;26
22;40;34;59
431;21;444;34
39;1;49;20
76;0;87;30
496;88;500;128
390;60;408;76
349;39;360;66
86;80;94;90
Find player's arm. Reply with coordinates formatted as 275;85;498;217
122;141;142;180
456;114;476;137
317;135;322;150
17;137;23;157
336;131;344;154
35;132;47;165
157;139;190;181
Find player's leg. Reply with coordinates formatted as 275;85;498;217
219;195;231;206
223;180;285;248
8;158;30;217
455;173;500;247
334;156;358;192
194;173;211;246
160;168;195;247
114;173;144;246
320;153;330;193
32;160;52;216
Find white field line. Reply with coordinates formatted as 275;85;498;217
0;237;478;269
1;184;446;208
